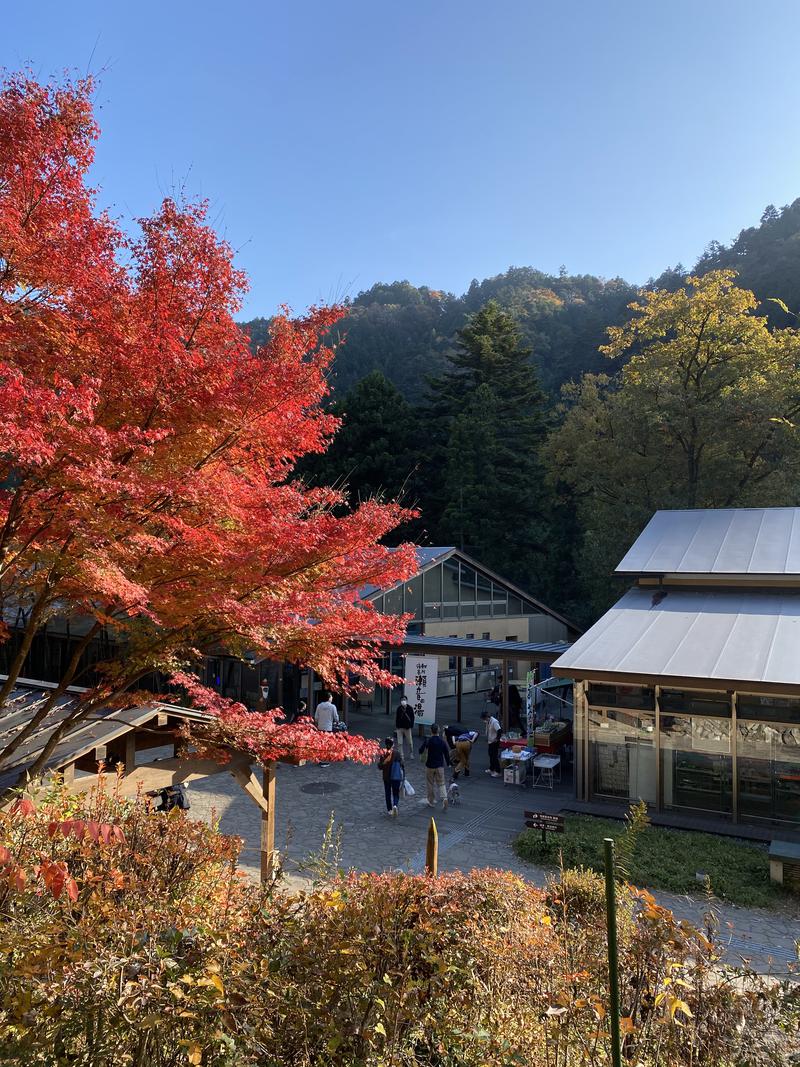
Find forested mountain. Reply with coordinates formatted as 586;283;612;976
243;273;637;400
694;199;800;323
245;200;800;625
243;198;800;403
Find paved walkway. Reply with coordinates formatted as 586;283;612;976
179;695;799;979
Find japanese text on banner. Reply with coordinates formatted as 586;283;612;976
405;655;438;725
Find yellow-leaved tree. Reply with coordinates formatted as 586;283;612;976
546;270;800;613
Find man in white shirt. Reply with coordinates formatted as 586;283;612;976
480;709;502;777
314;693;339;732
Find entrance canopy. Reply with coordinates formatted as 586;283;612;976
392;634;570;664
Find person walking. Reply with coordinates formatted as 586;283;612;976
481;708;502;777
379;737;404;817
314;692;339;768
314;692;339;732
451;729;479;779
419;724;450;810
394;694;415;761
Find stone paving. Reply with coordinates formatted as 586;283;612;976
179;694;800;979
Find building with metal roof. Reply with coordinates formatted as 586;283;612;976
356;545;580;718
361;545;580;642
616;507;800;579
552;508;800;832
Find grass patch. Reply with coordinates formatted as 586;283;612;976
513;815;790;910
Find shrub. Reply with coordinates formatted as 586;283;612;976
514;813;788;908
0;778;794;1066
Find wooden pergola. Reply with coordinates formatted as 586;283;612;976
0;683;286;881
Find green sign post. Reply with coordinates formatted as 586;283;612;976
603;837;622;1067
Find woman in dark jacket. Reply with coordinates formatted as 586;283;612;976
379;737;404;817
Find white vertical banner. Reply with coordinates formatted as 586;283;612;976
406;655;438;726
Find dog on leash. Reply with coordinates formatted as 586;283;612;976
447;781;460;806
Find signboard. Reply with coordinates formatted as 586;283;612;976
524;811;565;834
406;655;438;726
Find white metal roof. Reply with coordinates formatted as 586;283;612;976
551;586;800;689
616;508;800;577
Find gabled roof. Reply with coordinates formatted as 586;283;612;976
362;546;580;634
0;678;216;795
616;508;800;577
551;586;800;691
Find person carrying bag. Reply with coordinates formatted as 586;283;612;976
379;737;405;817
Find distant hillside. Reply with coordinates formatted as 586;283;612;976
692;198;800;324
241;198;800;400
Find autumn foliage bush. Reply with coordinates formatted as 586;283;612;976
0;781;795;1066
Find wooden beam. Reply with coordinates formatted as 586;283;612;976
71;756;249;796
228;764;273;818
260;763;276;883
124;732;136;774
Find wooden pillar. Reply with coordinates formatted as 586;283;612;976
62;761;75;786
308;669;316;710
574;681;587;801
425;817;438;877
124;731;136;774
456;656;463;723
260;762;276;883
654;685;662;813
277;666;284;710
501;658;510;733
731;691;738;824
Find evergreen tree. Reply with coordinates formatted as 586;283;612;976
425;302;557;597
299;371;423;541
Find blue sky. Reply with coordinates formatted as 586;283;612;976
5;1;800;316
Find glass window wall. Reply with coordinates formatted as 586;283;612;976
477;574;492;618
406;559;544;623
589;708;656;804
442;559;460;603
660;689;730;717
459;564;476;603
738;719;800;824
587;683;655;712
581;682;800;826
660;714;732;815
403;579;422;618
423;566;442;605
384;588;403;615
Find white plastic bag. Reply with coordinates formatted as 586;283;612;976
402;778;415;797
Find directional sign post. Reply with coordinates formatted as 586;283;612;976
524;810;565;845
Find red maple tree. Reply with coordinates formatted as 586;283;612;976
0;72;415;775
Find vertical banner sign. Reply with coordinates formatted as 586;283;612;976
406;656;438;725
525;670;535;739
